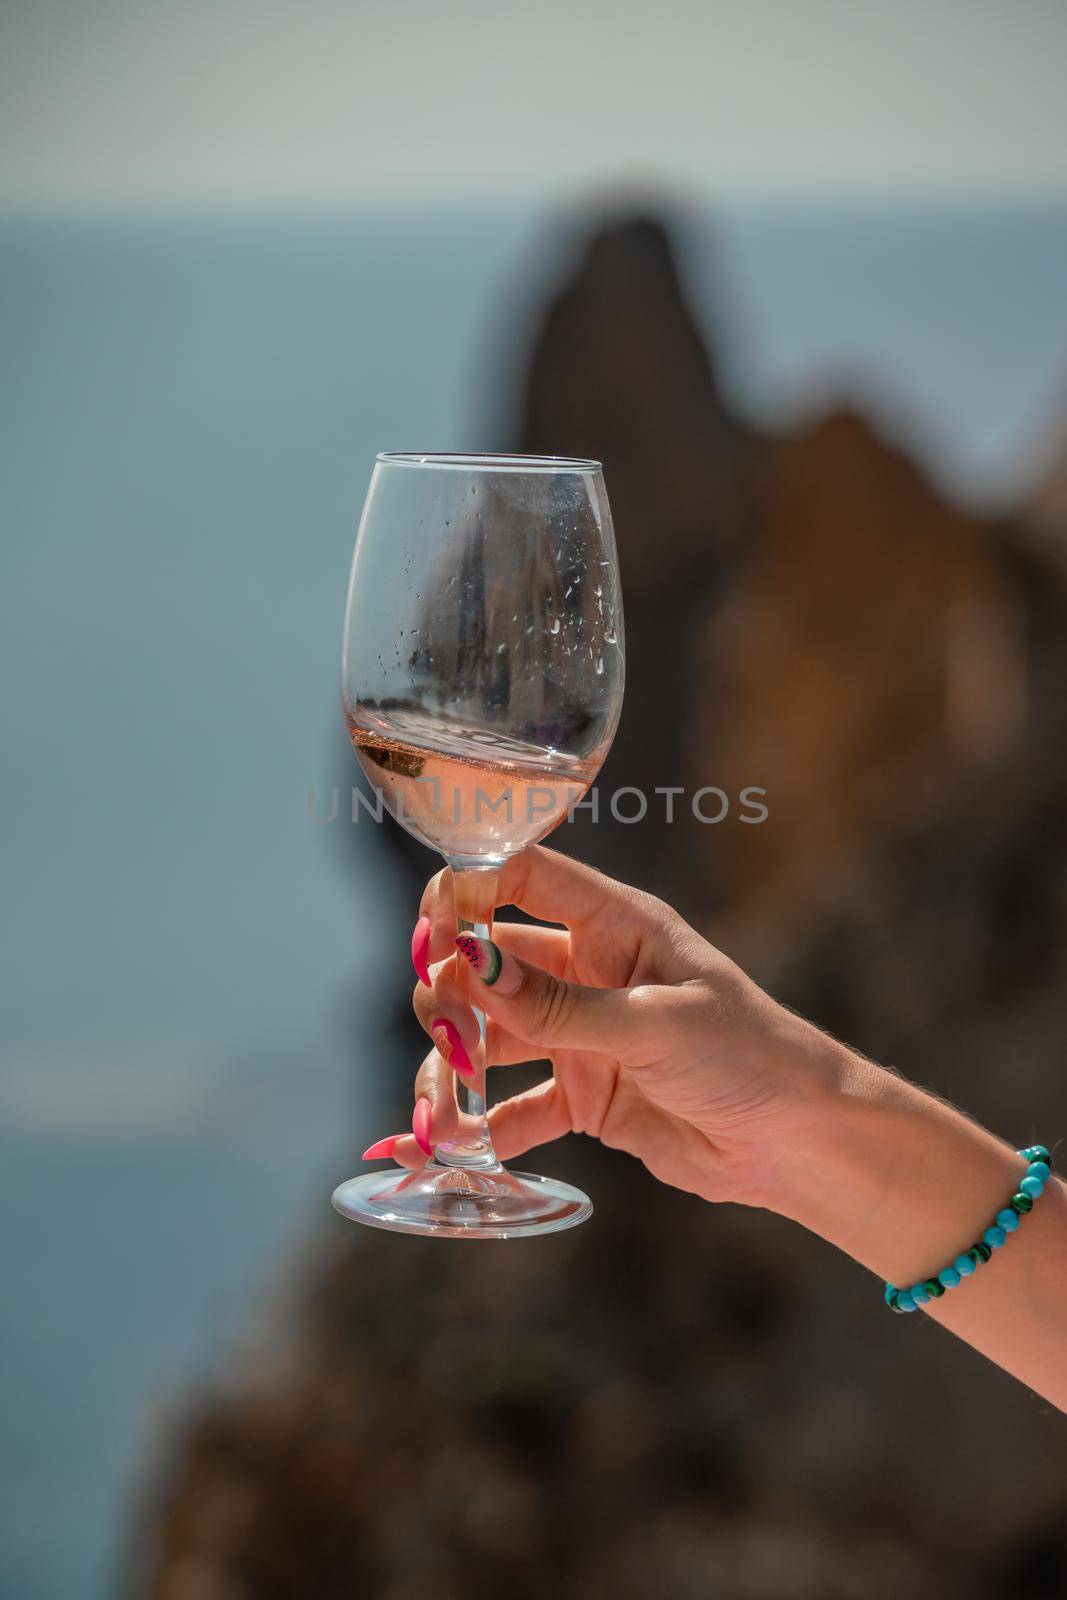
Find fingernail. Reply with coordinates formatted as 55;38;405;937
361;1135;399;1161
411;916;432;987
430;1017;474;1077
412;1096;433;1156
454;934;523;996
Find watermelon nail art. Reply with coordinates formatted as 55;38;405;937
454;935;523;995
455;933;502;984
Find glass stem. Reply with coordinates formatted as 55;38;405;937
434;864;502;1172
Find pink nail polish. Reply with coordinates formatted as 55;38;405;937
430;1017;474;1077
411;916;432;987
412;1097;433;1156
361;1135;399;1161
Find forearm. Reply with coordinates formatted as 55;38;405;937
768;1035;1067;1410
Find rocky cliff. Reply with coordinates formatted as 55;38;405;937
125;213;1067;1600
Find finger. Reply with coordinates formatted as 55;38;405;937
497;846;647;931
412;968;480;1080
413;1048;460;1148
412;965;551;1070
416;868;460;966
359;1041;463;1167
491;923;571;979
594;1074;723;1197
361;1132;427;1169
413;937;573;1052
412;873;564;970
454;934;658;1059
486;1078;572;1160
364;1081;572;1171
417;916;571;1003
411;914;433;987
418;846;656;956
485;1019;552;1066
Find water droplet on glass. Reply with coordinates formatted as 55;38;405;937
549;618;561;635
596;656;604;675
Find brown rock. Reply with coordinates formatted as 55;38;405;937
696;407;1029;951
1022;395;1067;569
519;215;761;904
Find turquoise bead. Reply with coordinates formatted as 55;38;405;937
887;1288;915;1313
996;1208;1019;1232
938;1267;961;1289
1020;1175;1044;1198
911;1283;931;1305
984;1225;1007;1249
954;1253;976;1277
1027;1161;1051;1184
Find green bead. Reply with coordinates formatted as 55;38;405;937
1024;1144;1051;1167
886;1289;900;1311
923;1278;946;1298
1010;1191;1034;1215
971;1241;993;1264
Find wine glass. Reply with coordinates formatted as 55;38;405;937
332;453;624;1238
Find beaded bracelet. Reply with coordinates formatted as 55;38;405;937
885;1145;1053;1314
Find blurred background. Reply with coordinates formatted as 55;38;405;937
3;3;1067;1597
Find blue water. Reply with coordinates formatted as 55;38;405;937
2;199;1066;1599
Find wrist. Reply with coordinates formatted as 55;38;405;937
754;1022;886;1224
759;1028;1024;1286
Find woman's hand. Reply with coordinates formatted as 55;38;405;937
365;845;855;1210
356;844;1067;1408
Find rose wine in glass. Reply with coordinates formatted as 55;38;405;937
333;453;624;1238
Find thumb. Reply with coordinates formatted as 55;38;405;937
454;933;648;1058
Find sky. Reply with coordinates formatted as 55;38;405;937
2;0;1067;209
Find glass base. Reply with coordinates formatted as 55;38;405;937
331;1159;593;1239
